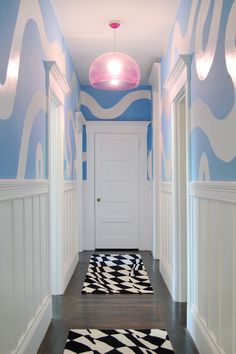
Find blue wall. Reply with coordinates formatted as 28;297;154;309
80;85;152;180
161;0;236;181
0;0;80;180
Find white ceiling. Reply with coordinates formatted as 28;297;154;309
51;0;180;85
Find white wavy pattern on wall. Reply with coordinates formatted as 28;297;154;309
162;0;236;180
198;152;210;181
195;0;223;80
16;69;78;179
65;109;81;178
17;91;46;178
80;90;151;119
167;0;221;79
191;99;236;162
167;0;198;69
191;1;236;165
225;1;236;88
36;142;44;179
65;110;74;178
0;0;65;120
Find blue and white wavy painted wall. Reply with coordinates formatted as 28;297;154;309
0;0;80;180
80;85;152;180
161;0;236;181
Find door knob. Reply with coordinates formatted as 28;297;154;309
97;198;101;202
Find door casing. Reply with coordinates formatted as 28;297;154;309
44;61;70;295
160;55;193;302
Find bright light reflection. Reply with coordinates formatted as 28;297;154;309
108;60;121;75
226;52;236;86
8;57;19;81
110;79;119;86
196;53;213;80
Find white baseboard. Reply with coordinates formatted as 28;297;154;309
15;296;52;354
62;252;79;293
151;249;159;259
160;259;173;297
188;305;222;354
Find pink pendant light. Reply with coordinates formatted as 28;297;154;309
89;22;140;90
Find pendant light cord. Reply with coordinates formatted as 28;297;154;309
113;27;116;53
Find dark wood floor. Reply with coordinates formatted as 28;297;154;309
38;251;198;354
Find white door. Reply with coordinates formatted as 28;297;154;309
95;133;140;249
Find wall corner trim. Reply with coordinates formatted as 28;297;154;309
148;62;161;91
44;61;70;99
164;54;194;92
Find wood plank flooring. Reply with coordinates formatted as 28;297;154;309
38;251;198;354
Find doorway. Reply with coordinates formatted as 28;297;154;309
85;121;149;250
44;61;70;295
173;89;188;302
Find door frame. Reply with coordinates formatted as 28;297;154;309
163;54;193;302
148;63;161;259
86;121;149;250
172;88;188;302
44;61;70;295
75;112;86;252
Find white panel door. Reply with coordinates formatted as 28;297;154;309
95;133;140;248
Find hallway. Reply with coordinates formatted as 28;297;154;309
38;251;198;354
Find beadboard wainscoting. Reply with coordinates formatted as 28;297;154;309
188;182;236;354
159;182;174;296
63;181;79;291
82;181;88;250
0;180;51;354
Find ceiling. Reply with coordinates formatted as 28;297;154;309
51;0;180;85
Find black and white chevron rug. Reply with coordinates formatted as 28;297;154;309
81;254;153;294
64;329;175;353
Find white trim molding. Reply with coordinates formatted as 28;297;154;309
63;180;79;292
164;55;193;104
161;54;193;302
160;181;172;194
85;121;150;250
148;62;161;259
0;179;48;201
159;182;173;295
44;61;70;102
85;120;150;132
14;296;51;354
44;60;79;296
190;181;236;203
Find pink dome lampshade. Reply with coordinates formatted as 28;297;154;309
89;22;140;90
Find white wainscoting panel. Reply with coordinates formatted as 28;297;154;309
63;181;79;291
0;180;51;354
146;181;153;251
82;181;89;250
159;182;174;296
188;182;236;354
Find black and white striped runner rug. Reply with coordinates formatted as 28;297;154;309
64;329;175;353
81;254;154;294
